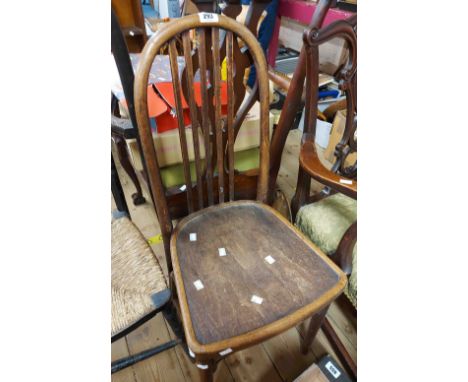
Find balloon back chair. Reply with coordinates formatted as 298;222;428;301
290;14;357;379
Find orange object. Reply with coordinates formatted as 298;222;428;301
122;85;168;118
154;82;229;133
123;82;230;134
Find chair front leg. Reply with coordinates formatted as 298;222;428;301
301;305;329;354
196;358;217;382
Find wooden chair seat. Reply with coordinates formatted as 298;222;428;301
171;200;347;354
111;216;167;337
295;193;357;308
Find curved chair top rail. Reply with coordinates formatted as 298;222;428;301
183;0;272;143
134;13;271;253
300;14;357;198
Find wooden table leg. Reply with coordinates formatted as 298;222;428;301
113;134;146;205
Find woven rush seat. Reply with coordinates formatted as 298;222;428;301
111;216;167;337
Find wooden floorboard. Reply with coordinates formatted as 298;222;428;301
111;129;357;381
112;338;137;382
262;327;317;382
224;344;283;382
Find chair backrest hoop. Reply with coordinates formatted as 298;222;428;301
134;13;270;241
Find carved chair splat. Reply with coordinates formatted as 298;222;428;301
288;12;358;380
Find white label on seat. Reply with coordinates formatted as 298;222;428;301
325;361;341;379
194;280;204;290
197;363;209;370
189;348;195;358
199;12;219;23
264;255;276;264
251;295;263;304
219;348;233;356
218;248;227;257
190;233;197;241
339;179;353;185
180;184;187;191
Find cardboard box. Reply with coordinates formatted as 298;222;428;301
324;109;356;166
127;100;274;171
294;364;329;382
278;17;348;75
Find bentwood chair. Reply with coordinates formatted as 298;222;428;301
112;1;273;218
285;14;357;379
134;13;347;381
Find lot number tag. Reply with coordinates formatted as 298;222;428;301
199;12;219;23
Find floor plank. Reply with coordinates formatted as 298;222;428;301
125;314;187;382
164;313;235;382
224;344;283;382
262;327;317;382
111;338;137;382
327;301;357;354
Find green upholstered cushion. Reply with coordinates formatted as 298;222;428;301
295;193;357;308
161;147;260;188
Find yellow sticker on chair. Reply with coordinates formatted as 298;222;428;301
221;57;227;81
147;234;163;245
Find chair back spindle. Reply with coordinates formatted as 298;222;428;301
134;14;270;269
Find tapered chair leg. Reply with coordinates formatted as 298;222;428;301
301;305;329;354
197;359;217;382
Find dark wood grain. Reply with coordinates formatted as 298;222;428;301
182;32;205;211
299;140;357;200
331;222;356;276
135;14;271;246
274;8;358;380
197;28;215;206
226;31;235;201
291;14;357;216
169;40;195;213
133;14;343;382
268;0;339;203
212;27;225;203
171;201;346;354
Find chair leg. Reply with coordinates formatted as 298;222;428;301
162;299;186;348
111;154;129;214
113;134;146;205
111;339;181;373
301;305;329;354
197;359;217;382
